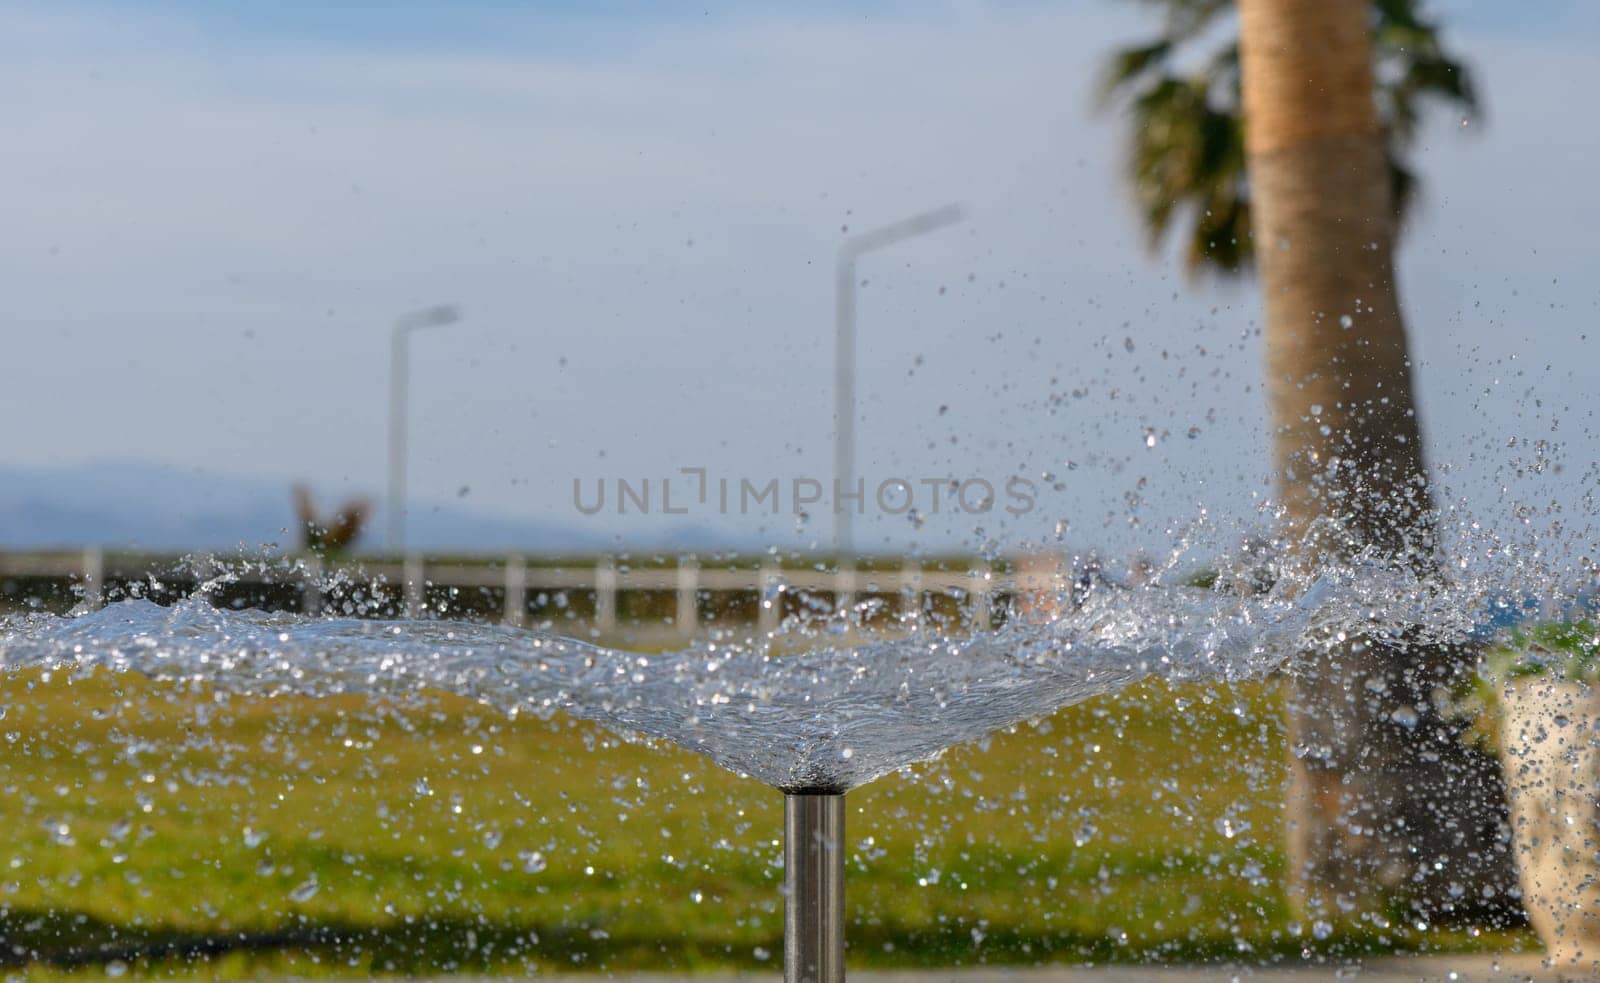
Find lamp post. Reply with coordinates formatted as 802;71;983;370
833;203;966;556
387;304;462;553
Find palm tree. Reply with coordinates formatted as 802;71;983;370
1104;0;1515;923
1102;0;1477;276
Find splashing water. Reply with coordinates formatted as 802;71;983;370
0;559;1543;793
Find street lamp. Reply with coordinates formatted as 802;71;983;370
388;303;462;552
833;203;967;555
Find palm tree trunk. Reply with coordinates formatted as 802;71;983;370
1236;0;1515;922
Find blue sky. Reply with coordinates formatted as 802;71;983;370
1;0;1596;564
40;0;1600;56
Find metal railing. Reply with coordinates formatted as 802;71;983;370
0;548;1052;636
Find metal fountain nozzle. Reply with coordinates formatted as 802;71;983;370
784;790;845;983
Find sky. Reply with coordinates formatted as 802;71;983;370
1;0;1596;562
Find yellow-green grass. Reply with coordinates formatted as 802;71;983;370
0;670;1529;978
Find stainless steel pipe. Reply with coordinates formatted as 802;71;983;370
784;792;845;983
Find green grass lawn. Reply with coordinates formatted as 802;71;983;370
0;667;1531;978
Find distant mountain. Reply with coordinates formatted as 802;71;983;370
0;460;741;554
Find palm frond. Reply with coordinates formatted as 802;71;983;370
1387;151;1419;232
1098;40;1174;106
1118;71;1248;277
1143;0;1233;42
1189;190;1251;274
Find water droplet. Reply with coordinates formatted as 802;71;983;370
1074;822;1098;847
1213;815;1251;840
1339;315;1354;329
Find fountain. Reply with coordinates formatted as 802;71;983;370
3;554;1550;979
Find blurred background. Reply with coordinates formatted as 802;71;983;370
2;0;1594;563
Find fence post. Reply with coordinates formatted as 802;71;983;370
403;554;424;618
757;561;782;635
594;558;618;634
900;560;921;626
676;558;699;636
972;565;992;630
834;562;855;621
81;547;105;610
503;555;526;628
300;554;323;616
